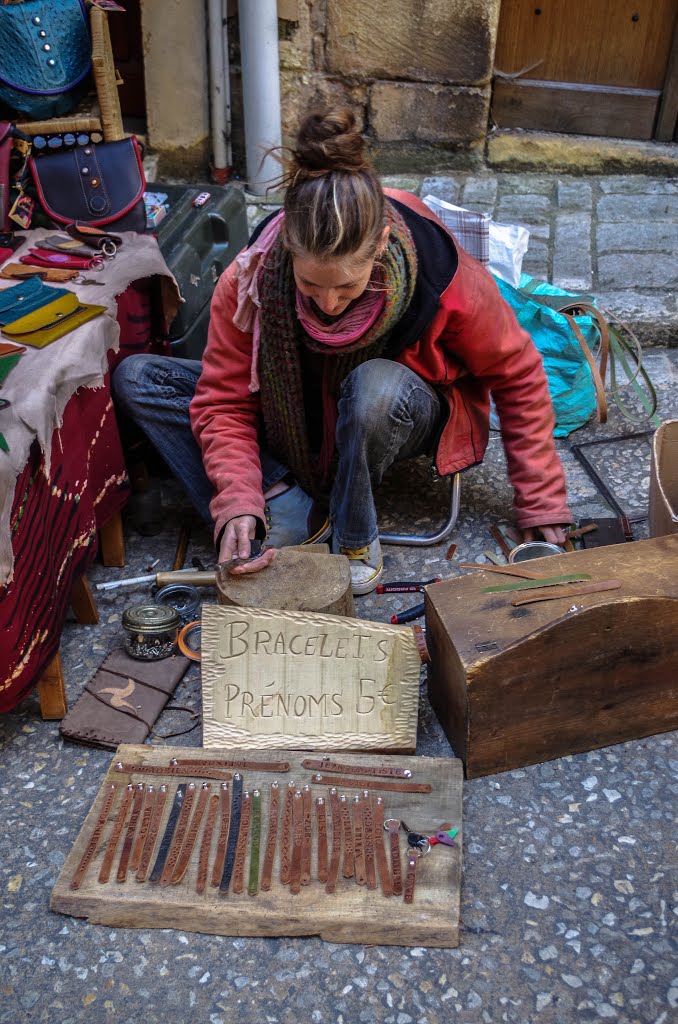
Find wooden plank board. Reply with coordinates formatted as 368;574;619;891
51;745;463;948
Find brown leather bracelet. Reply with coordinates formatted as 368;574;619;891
160;782;196;886
290;789;303;895
301;784;312;887
372;796;392;897
316;795;328;883
210;782;231;888
261;780;280;892
70;783;118;890
173;757;290;773
386;818;403;896
279;781;295;886
231;789;252;894
303;758;412;779
403;849;418;904
325;787;341;895
116;761;232;783
361;791;377;891
171;782;210;885
312;774;431;794
136;784;168;882
117;783;145;883
197;792;220;895
98;783;134;884
340;794;354;878
352;795;366;886
130;784;154;874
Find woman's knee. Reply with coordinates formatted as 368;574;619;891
112;355;199;413
339;358;415;431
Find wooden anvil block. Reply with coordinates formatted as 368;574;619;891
425;535;678;778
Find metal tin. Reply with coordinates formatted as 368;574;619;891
122;603;181;660
509;541;563;563
154;583;200;624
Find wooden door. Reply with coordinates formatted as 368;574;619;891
492;0;678;141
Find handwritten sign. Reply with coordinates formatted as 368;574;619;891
201;605;421;752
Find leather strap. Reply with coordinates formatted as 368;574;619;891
149;784;186;884
340;794;354;878
219;773;243;893
130;785;154;874
372;796;392;898
279;781;295;885
160;782;196;886
352;795;366;886
560;304;609;424
231;790;252;895
387;819;403;896
171;782;210;885
362;792;377;891
98;784;134;884
290;789;303;895
173;757;290;773
315;796;328;884
70;783;117;890
325;788;342;895
248;789;262;896
116;783;145;883
312;775;432;795
211;782;231;888
459;562;549;580
303;758;412;779
196;792;220;895
261;781;280;892
403;850;418;904
301;785;312;887
512;579;622;606
136;784;168;883
115;761;232;783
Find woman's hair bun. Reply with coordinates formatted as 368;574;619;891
291;107;370;179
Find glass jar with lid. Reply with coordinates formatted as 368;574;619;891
121;603;182;660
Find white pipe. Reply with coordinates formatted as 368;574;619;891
238;0;282;196
208;0;229;173
221;0;233;168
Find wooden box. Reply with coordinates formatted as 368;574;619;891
650;420;678;537
425;535;678;778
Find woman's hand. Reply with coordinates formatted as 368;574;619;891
523;524;567;546
218;515;276;574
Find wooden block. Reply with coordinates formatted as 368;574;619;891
37;652;67;720
425;535;678;778
50;744;463;948
98;511;125;567
217;547;354;617
70;576;99;625
201;605;421;752
649;420;678;538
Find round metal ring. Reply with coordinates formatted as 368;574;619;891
101;239;117;258
177;620;201;662
154;582;200;622
383;818;400;831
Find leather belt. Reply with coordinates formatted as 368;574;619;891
290;789;303;895
70;783;118;890
149;784;186;884
219;773;243;893
160;782;196;886
312;774;431;794
403;850;418;904
316;795;328;884
248;789;262;896
325;787;342;895
372;796;393;897
197;792;219;895
172;757;289;773
301;784;312;887
261;781;280;892
116;761;232;783
98;783;134;884
211;782;231;888
279;781;295;885
303;758;412;779
130;784;154;874
362;793;377;891
231;789;252;894
171;782;210;885
352;795;366;886
386;818;403;896
340;794;354;878
136;784;168;882
117;783;145;882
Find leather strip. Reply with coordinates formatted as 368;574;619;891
511;579;622;606
211;782;231;888
130;785;154;874
248;789;262;896
171;782;210;885
312;775;431;794
279;781;295;885
481;573;592;594
315;796;328;884
340;795;354;878
290;789;303;896
352;795;366;886
116;783;145;883
196;793;220;896
404;850;418;904
136;784;168;882
325;788;341;895
173;757;290;773
387;819;403;896
115;762;232;783
160;782;196;886
232;789;252;895
301;785;312;886
70;783;117;890
98;784;134;884
362;792;377;891
261;781;280;892
303;759;412;779
459;561;549;580
219;773;243;894
149;784;186;884
372;796;393;897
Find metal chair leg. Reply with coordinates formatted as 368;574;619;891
379;472;461;547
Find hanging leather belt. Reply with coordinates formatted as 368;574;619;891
117;783;145;882
172;757;290;773
70;783;118;890
311;775;431;794
260;781;280;892
196;792;220;895
290;788;303;895
279;781;296;886
149;784;186;884
372;796;392;897
130;784;154;875
159;782;196;886
362;792;377;892
231;789;252;895
315;795;328;884
301;784;313;887
340;794;354;878
219;773;243;894
116;761;232;783
386;818;403;896
325;787;342;895
171;782;211;885
248;789;262;896
211;782;231;888
303;758;412;779
98;783;134;884
136;784;168;883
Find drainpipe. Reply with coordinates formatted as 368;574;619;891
238;0;282;196
207;0;232;183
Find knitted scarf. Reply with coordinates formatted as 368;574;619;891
257;205;417;501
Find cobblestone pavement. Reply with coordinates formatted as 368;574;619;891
1;174;677;1024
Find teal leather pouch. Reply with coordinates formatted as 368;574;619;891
0;277;69;327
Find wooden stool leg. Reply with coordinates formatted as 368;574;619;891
37;652;67;720
71;576;99;625
99;510;125;567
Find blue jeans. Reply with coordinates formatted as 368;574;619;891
111;355;443;546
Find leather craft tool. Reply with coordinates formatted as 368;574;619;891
130;785;154;874
261;781;280;892
372;797;392;898
171;782;211;885
98;783;134;884
279;781;295;885
210;782;231;888
325;788;342;895
219;773;243;894
231;790;252;895
70;783;117;890
511;579;622;606
149;784;186;884
302;758;412;779
480;573;592;594
196;792;219;896
290;789;303;895
315;796;328;884
173;757;290;773
352;795;366;886
136;784;168;883
218;538;263;573
248;789;262;896
312;774;432;794
301;785;313;886
362;792;377;891
117;783;145;882
159;782;196;886
340;794;354;878
566;523;598;540
115;762;232;782
385;818;403;896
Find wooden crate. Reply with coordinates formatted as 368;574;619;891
50;745;463;948
425;535;678;778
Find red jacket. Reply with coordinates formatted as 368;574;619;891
190;190;571;543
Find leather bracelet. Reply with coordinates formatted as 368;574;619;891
130;785;154;874
325;787;342;895
386;818;403;896
303;758;412;779
290;789;303;896
70;783;118;890
340;794;354;878
117;783;145;883
211;782;231;888
116;761;232;783
136;784;168;882
248;789;262;896
219;773;243;894
261;781;280;892
160;782;197;886
98;783;134;884
279;781;296;886
311;774;431;794
149;784;186;884
171;782;210;885
197;792;220;895
352;795;366;886
315;795;328;884
404;850;419;904
301;784;312;887
231;789;252;895
361;791;377;891
173;757;289;773
372;796;393;897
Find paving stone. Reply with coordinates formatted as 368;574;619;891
592;291;678;346
597;194;678;222
553;212;593;291
596;221;678;253
557;178;593;210
598;253;678;290
598;176;678;194
496;173;555;195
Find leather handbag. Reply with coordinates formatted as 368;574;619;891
29;136;146;232
0;0;91;120
2;291;106;347
0;275;69;326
